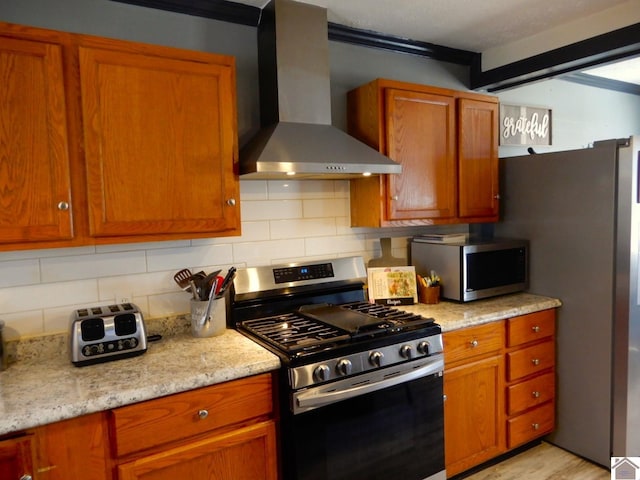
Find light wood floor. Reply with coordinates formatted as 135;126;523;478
461;442;610;480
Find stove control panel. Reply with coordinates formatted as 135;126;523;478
290;333;444;390
273;262;334;284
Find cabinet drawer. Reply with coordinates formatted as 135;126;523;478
112;374;273;457
507;341;554;381
507;309;555;347
444;321;503;365
507;372;555;415
507;402;554;448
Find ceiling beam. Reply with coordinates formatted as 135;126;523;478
471;23;640;92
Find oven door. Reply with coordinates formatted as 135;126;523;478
283;357;445;480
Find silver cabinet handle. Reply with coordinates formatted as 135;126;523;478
532;423;540;430
198;409;209;419
493;194;501;200
470;339;479;348
57;201;69;211
226;198;236;206
391;195;399;201
532;325;540;333
532;358;540;366
20;476;33;480
532;391;541;398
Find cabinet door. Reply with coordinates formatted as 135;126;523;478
385;89;456;221
444;354;504;477
34;412;110;480
0;36;73;244
457;98;499;220
0;434;34;479
117;421;277;480
79;45;239;239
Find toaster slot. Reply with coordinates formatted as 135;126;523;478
81;318;105;341
115;313;138;336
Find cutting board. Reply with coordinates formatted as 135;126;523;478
368;238;406;267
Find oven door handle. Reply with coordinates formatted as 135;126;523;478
293;356;443;414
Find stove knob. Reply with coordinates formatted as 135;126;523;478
369;351;384;367
314;364;331;382
417;341;430;355
336;359;353;376
400;345;413;359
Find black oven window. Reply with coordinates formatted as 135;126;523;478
286;374;444;480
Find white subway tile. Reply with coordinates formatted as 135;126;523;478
148;291;190;318
97;239;190;253
241;199;303;221
269;218;336;239
334;180;350;198
0;310;44;340
0;280;98;314
233;239;305;266
146;244;233;272
0;259;40;287
304;235;367;257
235;221;270;242
303;198;348;218
98;271;179;302
267;180;335;199
0;245;96;261
41;251;147;282
239;180;268;200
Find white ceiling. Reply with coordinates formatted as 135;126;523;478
231;0;640;85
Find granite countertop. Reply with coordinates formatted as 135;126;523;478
0;292;560;437
0;329;280;436
400;292;562;332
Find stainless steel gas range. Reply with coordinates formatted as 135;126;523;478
230;256;446;480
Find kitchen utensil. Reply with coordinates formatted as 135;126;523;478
173;268;193;291
215;267;237;299
368;237;405;268
202;270;222;299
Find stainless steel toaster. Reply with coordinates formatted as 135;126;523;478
70;303;147;367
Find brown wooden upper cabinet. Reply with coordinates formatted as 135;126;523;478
0;22;240;251
347;79;499;227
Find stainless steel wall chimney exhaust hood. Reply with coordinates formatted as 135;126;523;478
239;0;402;179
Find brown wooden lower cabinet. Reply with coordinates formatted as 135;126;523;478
0;434;35;480
443;308;557;478
117;421;276;480
0;373;277;480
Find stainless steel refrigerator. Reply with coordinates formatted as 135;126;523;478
494;136;640;467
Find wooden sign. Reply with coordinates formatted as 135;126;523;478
500;104;552;146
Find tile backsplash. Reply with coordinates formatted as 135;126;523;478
0;179;444;340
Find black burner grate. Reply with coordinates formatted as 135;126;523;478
240;312;350;353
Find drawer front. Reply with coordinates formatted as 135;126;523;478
507;372;555;415
507;340;554;381
507;309;555;347
112;373;273;457
507;402;554;448
444;321;503;365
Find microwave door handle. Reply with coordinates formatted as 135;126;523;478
293;357;443;414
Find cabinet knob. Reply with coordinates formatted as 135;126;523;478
20;476;33;480
532;325;541;333
391;195;399;201
470;339;479;348
226;198;236;206
532;423;540;430
57;201;70;211
532;391;541;398
493;194;501;200
531;358;540;366
197;409;209;419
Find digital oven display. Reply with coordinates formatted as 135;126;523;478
273;262;335;283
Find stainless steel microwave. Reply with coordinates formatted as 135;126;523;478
410;238;528;302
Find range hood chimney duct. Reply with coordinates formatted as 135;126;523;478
239;0;402;179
